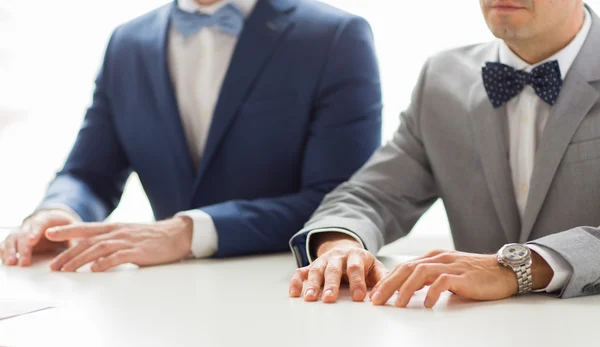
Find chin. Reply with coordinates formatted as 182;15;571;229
487;17;527;39
488;25;520;40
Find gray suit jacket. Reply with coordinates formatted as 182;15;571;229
291;8;600;299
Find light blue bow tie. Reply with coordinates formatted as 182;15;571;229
170;3;245;37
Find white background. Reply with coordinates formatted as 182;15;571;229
1;1;599;251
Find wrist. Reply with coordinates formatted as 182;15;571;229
169;216;194;258
315;233;362;258
497;260;520;296
530;250;554;290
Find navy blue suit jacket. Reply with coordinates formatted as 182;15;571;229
41;0;382;257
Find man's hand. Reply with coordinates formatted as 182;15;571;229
289;233;387;303
0;209;78;266
369;249;553;308
45;216;193;272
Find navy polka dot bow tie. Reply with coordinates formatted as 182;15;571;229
482;61;563;109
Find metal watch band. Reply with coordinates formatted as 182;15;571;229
515;264;533;294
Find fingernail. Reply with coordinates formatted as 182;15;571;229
371;291;382;303
46;228;56;234
353;289;365;301
424;298;431;308
324;289;333;297
305;289;315;298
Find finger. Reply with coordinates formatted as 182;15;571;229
45;223;118;242
49;237;99;271
289;267;309;297
372;261;390;283
371;252;456;298
395;264;461;307
23;220;39;246
91;249;138;272
346;251;367;302
425;274;465;308
322;256;344;303
61;240;130;272
17;233;34;267
1;237;18;266
420;249;449;260
304;260;326;302
367;260;389;291
367;261;391;300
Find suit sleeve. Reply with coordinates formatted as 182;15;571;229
39;29;131;222
200;17;382;259
529;227;600;298
290;58;439;267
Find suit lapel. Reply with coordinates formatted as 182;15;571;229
519;6;600;242
469;76;522;243
520;72;600;242
142;3;196;208
190;0;297;197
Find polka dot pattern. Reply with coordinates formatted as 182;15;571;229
482;61;563;109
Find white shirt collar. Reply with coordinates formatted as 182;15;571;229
499;8;592;79
177;0;257;17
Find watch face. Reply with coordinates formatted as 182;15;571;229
501;244;530;263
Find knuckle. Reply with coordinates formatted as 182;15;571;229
325;264;342;274
347;263;363;273
308;267;323;276
438;274;451;283
427;249;446;257
112;230;129;239
348;273;365;285
414;263;429;274
404;262;417;272
112;222;125;229
330;249;346;257
357;249;371;258
436;253;455;262
77;239;92;249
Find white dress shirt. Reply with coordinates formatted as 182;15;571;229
498;8;592;293
306;9;592;294
172;0;257;258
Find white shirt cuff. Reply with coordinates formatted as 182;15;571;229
36;204;83;222
527;244;573;293
176;210;218;258
305;228;365;264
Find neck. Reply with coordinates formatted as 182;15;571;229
506;6;585;64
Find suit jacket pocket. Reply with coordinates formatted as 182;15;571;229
562;137;600;164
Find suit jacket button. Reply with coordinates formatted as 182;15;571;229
582;284;595;294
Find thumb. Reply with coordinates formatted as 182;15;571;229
25;219;45;246
369;260;390;285
26;212;74;246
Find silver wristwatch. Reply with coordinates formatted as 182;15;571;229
497;243;533;295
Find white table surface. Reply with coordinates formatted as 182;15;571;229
0;247;597;347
